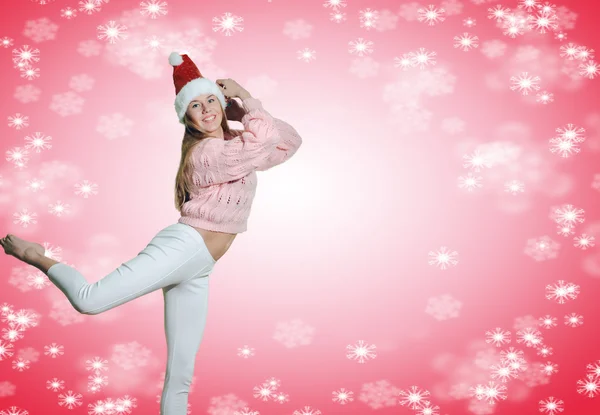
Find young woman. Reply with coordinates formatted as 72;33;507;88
0;51;302;415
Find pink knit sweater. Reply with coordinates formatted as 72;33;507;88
178;97;302;233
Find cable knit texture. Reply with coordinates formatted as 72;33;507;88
177;97;303;233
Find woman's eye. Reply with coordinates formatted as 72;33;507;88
192;98;213;108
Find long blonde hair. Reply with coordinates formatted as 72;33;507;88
174;105;244;213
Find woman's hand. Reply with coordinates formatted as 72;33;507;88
216;78;250;100
216;78;251;122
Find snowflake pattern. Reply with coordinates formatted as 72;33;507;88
545;280;580;304
97;21;128;44
417;5;446;26
427;246;459;269
346;340;377;363
212;12;244;36
140;0;168;19
485;328;511;347
539;396;564;414
510;72;541;95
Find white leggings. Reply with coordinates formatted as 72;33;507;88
46;222;217;415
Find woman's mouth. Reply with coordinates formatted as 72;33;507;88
203;115;216;122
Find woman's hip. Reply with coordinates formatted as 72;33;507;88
139;223;216;278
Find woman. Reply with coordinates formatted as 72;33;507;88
0;51;302;415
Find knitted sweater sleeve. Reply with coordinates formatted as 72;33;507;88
255;116;303;171
189;97;280;187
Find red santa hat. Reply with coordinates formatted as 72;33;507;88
168;51;227;124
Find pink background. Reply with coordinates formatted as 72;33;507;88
1;0;600;414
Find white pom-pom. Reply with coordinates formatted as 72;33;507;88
169;52;183;66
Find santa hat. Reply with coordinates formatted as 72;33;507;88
169;51;227;124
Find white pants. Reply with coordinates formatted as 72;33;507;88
46;222;217;415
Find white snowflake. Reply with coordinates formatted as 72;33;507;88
410;47;437;69
7;113;29;130
49;201;72;218
46;378;65;392
485;328;511;347
579;60;599;79
212;12;244;36
348;37;374;57
97;21;128;44
472;381;507;404
540;361;558;375
60;7;78;19
557;123;586;146
458;172;483;192
527;10;559;33
462;149;493;172
510;72;541;95
144;35;164;50
323;0;347;10
140;0;168;19
536;90;554;104
86;356;110;373
20;65;41;80
564;312;584;327
397;385;431;409
74;179;99;198
487;5;511;21
574;234;595;250
538;315;557;329
58;390;83;409
517;0;540;12
536;344;553;357
504;179;525;195
427;246;458;269
2;36;14;48
586;360;600;377
12;45;40;63
516;327;543;347
297;47;317;63
79;0;102;14
551;203;585;225
346;340;377;363
13;208;38;227
24;132;53;153
453;32;479;51
417;5;446;26
545;280;580;304
489;363;518;382
577;374;600;398
539;396;564;414
559;42;581;60
575;46;595;61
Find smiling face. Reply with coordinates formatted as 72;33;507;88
186;93;225;138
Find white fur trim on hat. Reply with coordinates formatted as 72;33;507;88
169;51;183;66
174;77;227;124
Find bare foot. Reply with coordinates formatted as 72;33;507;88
0;234;46;264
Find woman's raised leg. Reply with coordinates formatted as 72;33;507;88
44;224;215;315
